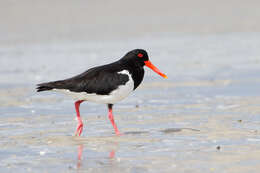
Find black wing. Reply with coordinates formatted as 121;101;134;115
36;63;129;95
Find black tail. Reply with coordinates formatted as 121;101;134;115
36;80;69;92
36;85;53;92
36;83;54;92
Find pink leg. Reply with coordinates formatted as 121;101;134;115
108;104;120;135
75;100;84;136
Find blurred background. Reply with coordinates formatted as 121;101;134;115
1;0;260;85
1;0;260;173
1;0;260;43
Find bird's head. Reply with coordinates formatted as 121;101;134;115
121;49;167;79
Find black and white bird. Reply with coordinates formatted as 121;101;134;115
36;49;167;136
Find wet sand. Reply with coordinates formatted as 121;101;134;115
1;33;260;172
1;1;260;172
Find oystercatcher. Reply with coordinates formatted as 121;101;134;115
36;49;167;136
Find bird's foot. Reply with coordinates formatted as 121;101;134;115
115;130;122;136
75;123;83;136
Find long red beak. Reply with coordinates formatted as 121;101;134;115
144;60;168;79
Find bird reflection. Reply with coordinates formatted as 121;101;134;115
109;150;115;159
77;144;83;169
76;144;117;170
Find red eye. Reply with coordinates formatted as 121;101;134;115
137;53;143;58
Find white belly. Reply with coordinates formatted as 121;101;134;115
53;70;134;104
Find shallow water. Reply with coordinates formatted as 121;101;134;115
1;33;260;172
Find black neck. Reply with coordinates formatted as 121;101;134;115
120;60;145;90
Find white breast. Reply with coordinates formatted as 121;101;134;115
53;70;134;104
